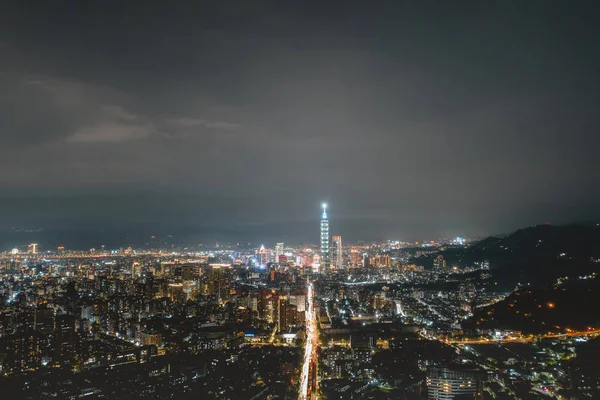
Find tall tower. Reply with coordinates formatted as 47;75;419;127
320;203;330;272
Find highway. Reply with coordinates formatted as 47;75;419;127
448;329;600;345
299;280;319;400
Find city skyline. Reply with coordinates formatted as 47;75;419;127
0;212;596;252
2;2;600;399
0;201;477;253
1;216;599;399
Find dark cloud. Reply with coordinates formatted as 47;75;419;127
0;1;599;246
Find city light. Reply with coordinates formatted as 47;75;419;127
299;281;318;400
0;204;598;399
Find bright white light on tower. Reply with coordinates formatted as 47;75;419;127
322;203;327;209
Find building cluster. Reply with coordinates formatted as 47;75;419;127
0;204;597;399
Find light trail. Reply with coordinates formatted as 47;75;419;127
299;280;318;400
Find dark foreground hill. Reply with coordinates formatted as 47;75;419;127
464;275;600;334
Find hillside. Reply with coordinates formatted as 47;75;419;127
420;224;600;289
464;275;600;334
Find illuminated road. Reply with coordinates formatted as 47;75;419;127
416;297;450;321
449;329;600;345
299;280;318;400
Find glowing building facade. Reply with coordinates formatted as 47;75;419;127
332;235;342;269
320;203;330;272
426;366;484;400
275;242;284;262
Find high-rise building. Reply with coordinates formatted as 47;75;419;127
362;254;371;268
426;366;484;400
373;293;386;309
332;235;342;269
289;294;306;312
276;242;284;261
373;254;391;267
320;203;330;273
130;262;142;279
181;265;195;281
29;243;38;254
257;245;267;267
434;255;446;270
55;314;77;364
350;247;361;265
278;298;303;332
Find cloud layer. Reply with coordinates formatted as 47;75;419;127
0;2;599;243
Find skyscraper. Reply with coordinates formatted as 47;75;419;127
332;235;342;269
350;247;361;265
276;242;284;262
320;203;330;272
258;245;266;267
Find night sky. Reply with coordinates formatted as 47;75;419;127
1;1;599;246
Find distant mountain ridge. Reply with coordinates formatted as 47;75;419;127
466;223;600;259
437;223;600;289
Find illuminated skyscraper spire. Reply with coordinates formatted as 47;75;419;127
320;203;330;272
258;244;266;267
